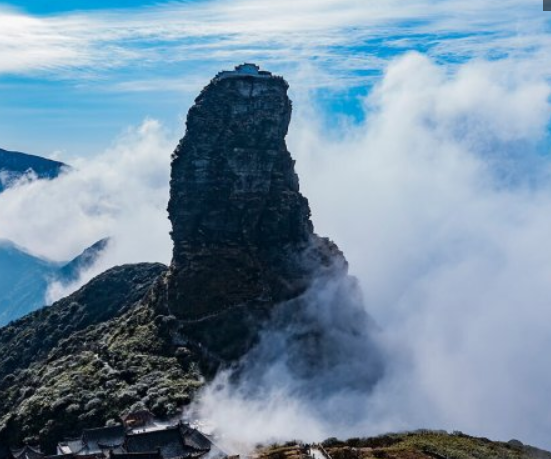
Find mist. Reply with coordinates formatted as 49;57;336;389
1;52;551;448
195;52;551;451
195;266;385;452
0;118;174;302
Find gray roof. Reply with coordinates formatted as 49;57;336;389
11;446;44;459
57;439;84;455
180;427;211;451
55;422;216;459
81;425;126;455
214;63;274;81
126;427;207;459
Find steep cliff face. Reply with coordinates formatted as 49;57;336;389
166;65;346;359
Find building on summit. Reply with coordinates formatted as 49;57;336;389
214;63;274;80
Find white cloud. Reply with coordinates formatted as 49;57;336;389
194;52;551;450
0;118;174;298
0;0;548;91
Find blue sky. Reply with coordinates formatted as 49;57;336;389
0;0;548;158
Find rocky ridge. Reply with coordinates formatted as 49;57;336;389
259;432;551;459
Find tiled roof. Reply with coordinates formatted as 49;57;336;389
11;445;44;459
180;428;211;451
82;425;125;454
126;427;206;459
57;439;84;455
46;454;73;459
55;422;217;459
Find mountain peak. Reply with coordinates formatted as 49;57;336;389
165;65;346;359
0;65;378;450
0;148;68;192
168;63;308;249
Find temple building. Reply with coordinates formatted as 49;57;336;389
214;63;274;80
3;416;224;459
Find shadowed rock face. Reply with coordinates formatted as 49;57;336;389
168;71;310;251
166;65;346;359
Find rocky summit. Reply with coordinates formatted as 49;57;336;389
0;64;378;451
165;63;346;360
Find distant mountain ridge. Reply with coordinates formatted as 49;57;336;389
0;238;109;326
57;238;110;284
0;148;68;192
0;148;104;324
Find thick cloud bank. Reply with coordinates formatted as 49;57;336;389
196;53;551;450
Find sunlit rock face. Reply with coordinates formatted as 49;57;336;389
166;64;349;360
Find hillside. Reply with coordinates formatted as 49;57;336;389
0;262;207;452
258;432;551;459
0;148;68;192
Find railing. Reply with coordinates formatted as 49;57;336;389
307;443;333;459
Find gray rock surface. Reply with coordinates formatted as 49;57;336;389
165;64;348;360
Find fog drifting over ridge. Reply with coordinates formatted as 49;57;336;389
288;53;551;446
0;119;174;302
2;52;551;447
198;53;551;450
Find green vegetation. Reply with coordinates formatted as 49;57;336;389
257;432;551;459
259;442;308;459
0;263;207;452
320;431;551;459
3;265;551;459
